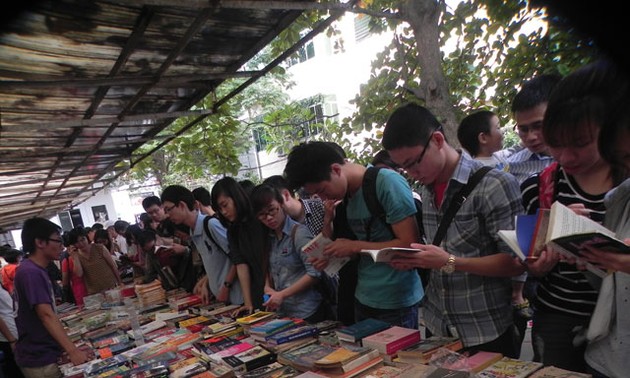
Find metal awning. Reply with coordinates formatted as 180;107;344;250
0;0;343;231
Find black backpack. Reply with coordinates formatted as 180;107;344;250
362;166;425;243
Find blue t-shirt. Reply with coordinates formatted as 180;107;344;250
14;258;62;367
347;167;424;309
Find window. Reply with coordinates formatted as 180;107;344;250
301;104;324;137
354;14;370;43
287;31;316;67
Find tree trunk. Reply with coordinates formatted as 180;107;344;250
400;0;460;147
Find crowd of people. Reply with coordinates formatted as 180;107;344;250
2;59;629;378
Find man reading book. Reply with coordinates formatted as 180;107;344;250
382;103;525;358
284;141;424;329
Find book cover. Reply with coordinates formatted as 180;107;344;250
302;233;350;276
359;247;419;263
233;345;277;371
478;357;543;378
465;351;504;373
250;318;301;337
278;342;338;371
316;348;380;374
208;342;255;363
319;355;384;378
266;325;318;345
236;311;276;325
361;326;421;355
335;318;391;343
396;337;463;362
528;365;593;378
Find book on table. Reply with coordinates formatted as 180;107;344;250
334;318;391;343
302;233;351;275
313;345;380;375
396;337;463;363
359;247;419;263
498;202;629;277
360;326;421;356
277;341;338;371
477;357;543;378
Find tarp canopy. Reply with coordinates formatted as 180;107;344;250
0;0;330;231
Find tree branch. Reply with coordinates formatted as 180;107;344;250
245;113;339;129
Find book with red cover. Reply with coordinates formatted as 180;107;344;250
466;351;504;373
360;326;421;355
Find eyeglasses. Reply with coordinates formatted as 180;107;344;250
257;206;280;220
163;204;176;214
47;238;63;244
514;121;543;136
400;125;441;171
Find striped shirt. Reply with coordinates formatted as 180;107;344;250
521;166;605;318
421;152;524;347
506;148;555;184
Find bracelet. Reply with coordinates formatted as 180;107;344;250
224;281;232;289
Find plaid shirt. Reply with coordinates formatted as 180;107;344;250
505;148;555;184
301;198;325;236
421;152;524;347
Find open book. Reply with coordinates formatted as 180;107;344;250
359;247;419;263
499;202;629;277
301;233;350;275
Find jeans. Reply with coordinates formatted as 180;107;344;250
532;310;589;373
354;300;419;329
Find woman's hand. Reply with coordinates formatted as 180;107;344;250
526;247;561;277
263;288;284;312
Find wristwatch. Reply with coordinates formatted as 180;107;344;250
440;254;456;274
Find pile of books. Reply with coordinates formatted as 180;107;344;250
134;280;166;308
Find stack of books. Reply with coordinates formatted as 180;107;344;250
135;280;166;308
361;326;420;359
313;344;382;377
396;337;464;364
334;318;390;345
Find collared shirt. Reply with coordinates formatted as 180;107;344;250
421;151;524;347
301;198;325;236
505;148;555;184
268;216;321;319
189;212;243;305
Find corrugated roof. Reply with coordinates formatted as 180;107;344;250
0;0;324;231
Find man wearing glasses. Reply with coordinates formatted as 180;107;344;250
383;103;525;358
505;74;561;184
14;218;90;377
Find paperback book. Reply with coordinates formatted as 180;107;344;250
302;233;351;275
359;247;418;263
334;318;391;343
478;357;543;378
360;326;421;356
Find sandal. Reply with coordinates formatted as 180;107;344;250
513;300;534;319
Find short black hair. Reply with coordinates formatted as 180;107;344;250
21;217;61;254
125;224;143;246
66;227;88;245
192;186;212;206
91;223;104;230
262;175;292;194
114;220;130;234
94;229;110;244
382;103;441;151
239;180;256;197
250;184;284;215
136;229;157;248
161;185;195;211
139;212;152;225
511;74;562;114
3;248;22;264
371;150;398;169
457;110;496;156
284;141;346;189
142;195;161;210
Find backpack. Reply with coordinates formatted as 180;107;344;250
203;215;229;256
362;166;425;242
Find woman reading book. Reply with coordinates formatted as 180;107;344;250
575;59;630;378
250;184;328;323
521;60;627;372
